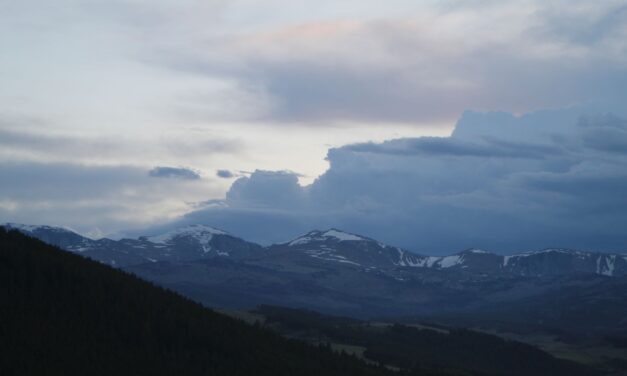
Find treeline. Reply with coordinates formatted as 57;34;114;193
256;305;598;376
0;228;394;376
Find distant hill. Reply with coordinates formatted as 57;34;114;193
0;228;399;376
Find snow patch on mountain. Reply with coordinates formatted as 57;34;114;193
466;249;489;254
503;255;513;266
289;236;314;246
287;229;366;246
322;229;364;241
439;255;464;268
216;249;230;256
4;223;42;232
145;225;226;245
305;249;362;266
597;255;616;276
4;223;76;235
523;248;590;257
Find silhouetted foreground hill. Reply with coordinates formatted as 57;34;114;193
0;228;397;376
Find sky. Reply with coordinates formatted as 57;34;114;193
1;1;627;253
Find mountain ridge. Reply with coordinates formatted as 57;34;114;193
4;222;627;277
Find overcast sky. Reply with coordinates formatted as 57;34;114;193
1;1;627;251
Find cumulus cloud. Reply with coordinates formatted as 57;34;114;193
166;106;627;253
149;166;201;180
226;170;307;209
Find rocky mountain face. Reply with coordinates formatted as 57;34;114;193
4;223;627;335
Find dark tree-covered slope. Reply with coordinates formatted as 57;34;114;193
256;306;598;376
0;228;398;376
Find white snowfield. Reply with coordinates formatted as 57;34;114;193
4;223;74;234
4;223;42;232
467;249;489;254
288;229;365;246
322;230;364;241
145;225;227;245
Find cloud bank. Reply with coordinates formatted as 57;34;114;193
171;106;627;254
155;1;627;125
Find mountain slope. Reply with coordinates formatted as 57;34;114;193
0;228;396;376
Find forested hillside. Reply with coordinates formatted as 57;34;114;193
256;306;597;376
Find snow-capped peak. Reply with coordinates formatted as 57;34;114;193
144;224;227;245
460;248;491;254
287;229;367;246
4;223;43;232
3;223;75;234
321;229;365;241
519;248;591;257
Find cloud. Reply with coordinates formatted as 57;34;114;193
149;166;201;180
530;2;627;46
0;161;222;237
148;1;627;125
344;137;563;159
579;114;627;153
226;170;307;209
216;169;235;178
3;1;627;251
0;124;243;165
164;106;627;253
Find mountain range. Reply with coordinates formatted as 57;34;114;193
6;223;626;277
4;222;627;337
